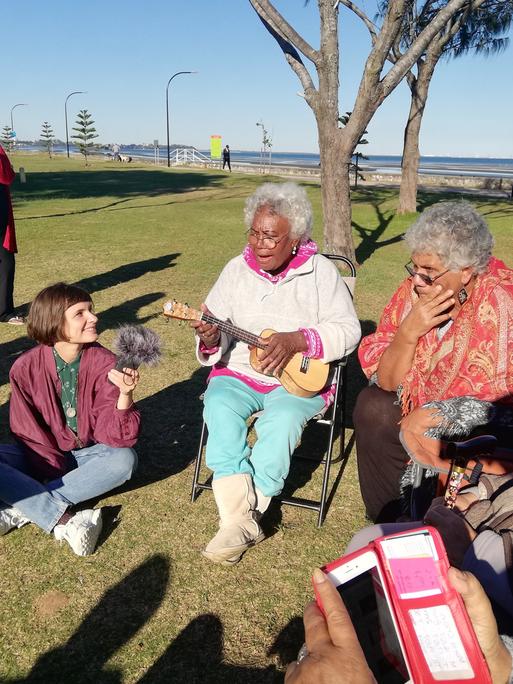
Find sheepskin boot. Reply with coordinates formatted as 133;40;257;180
202;473;264;565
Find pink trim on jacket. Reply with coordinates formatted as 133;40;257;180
242;240;318;283
203;241;333;404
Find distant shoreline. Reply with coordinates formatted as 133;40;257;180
10;149;513;199
11;144;513;180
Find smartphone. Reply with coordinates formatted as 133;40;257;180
322;549;413;684
317;528;491;684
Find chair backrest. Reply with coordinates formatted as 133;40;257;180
322;253;356;297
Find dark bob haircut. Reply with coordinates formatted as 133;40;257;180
27;282;93;345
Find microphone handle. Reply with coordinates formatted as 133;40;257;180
115;357;140;372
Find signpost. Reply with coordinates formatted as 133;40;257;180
210;135;222;163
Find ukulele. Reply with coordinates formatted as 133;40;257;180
163;300;329;398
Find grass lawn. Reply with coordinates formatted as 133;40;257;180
1;154;512;683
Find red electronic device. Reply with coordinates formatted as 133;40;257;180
317;527;491;684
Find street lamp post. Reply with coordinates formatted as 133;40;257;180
166;71;197;168
256;122;264;172
10;103;28;141
256;121;272;173
65;91;86;158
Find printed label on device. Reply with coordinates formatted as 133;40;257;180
409;606;474;680
381;531;442;599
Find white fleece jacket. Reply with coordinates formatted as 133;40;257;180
196;253;361;386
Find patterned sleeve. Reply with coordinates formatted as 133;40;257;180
358;279;413;379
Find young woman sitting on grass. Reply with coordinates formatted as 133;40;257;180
0;282;140;556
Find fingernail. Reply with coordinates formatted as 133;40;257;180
312;568;326;584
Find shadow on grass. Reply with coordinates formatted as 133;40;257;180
135;605;307;682
351;188;513;265
127;366;210;489
74;253;179;299
352;188;404;265
136;614;281;684
97;292;166;332
13;252;180;321
7;554;170;684
4;553;303;683
13;169;224;206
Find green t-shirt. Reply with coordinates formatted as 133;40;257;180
53;349;81;433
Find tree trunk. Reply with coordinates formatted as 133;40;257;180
398;60;437;214
318;125;355;262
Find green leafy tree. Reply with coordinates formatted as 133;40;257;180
71;109;99;165
1;125;13;152
376;0;513;213
41;121;55;158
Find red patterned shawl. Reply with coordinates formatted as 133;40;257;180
359;257;513;414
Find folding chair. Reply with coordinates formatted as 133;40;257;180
191;254;357;527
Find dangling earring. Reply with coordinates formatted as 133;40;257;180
292;244;298;256
457;287;468;305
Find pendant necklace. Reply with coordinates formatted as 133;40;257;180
60;377;77;418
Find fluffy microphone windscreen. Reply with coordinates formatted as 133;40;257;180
114;325;162;371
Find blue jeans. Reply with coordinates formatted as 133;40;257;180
0;443;137;533
203;376;325;497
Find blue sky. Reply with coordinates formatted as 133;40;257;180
4;0;513;157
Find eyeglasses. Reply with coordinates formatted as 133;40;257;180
404;262;449;285
246;229;289;249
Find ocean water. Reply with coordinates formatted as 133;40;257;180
13;143;513;179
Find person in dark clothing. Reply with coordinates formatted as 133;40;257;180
0;145;23;324
222;145;231;172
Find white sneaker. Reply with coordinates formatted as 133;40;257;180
0;506;30;536
54;509;103;556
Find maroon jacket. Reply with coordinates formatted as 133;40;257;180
0;144;17;253
9;343;141;481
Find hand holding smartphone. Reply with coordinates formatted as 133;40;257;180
316;527;491;684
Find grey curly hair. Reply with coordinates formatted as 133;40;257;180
243;182;313;241
404;201;493;274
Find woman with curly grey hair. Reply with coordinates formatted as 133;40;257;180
354;200;513;523
190;182;361;564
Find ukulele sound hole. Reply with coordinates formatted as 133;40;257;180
299;357;310;374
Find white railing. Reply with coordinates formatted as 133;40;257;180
170;148;211;165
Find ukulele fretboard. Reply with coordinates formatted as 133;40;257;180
201;314;265;350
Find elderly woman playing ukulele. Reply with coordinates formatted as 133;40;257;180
191;182;361;564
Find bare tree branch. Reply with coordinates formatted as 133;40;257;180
285;54;319;107
338;0;379;41
249;0;320;64
381;0;475;97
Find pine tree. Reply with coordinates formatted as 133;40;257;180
71;109;99;165
41;121;55;158
1;125;13;152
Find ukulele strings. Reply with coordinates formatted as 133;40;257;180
201;313;266;349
